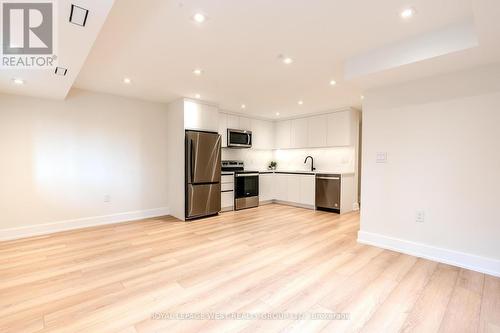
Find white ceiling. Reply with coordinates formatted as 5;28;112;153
3;0;500;119
0;0;115;100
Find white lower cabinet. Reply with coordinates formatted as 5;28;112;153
261;173;315;207
221;174;234;210
222;172;315;211
274;174;289;201
299;175;315;206
286;175;301;203
259;173;274;202
221;191;234;209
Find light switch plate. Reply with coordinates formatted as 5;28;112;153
416;210;425;223
376;152;387;163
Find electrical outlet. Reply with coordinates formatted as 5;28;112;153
376;152;387;163
104;195;111;203
416;210;425;223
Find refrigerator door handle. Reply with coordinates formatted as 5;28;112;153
190;139;195;182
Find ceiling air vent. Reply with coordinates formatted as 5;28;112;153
69;4;89;27
55;67;68;76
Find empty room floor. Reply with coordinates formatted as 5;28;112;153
1;204;499;333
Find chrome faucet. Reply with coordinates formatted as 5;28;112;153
304;156;315;172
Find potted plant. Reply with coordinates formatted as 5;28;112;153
268;161;277;170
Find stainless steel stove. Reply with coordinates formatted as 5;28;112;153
221;160;259;210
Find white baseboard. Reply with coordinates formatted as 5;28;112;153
0;207;170;241
358;230;500;277
273;200;315;210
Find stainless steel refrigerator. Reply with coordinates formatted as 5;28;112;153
185;130;221;219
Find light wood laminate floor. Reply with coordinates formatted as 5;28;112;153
1;204;499;333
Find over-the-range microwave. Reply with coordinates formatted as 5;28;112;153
227;129;252;148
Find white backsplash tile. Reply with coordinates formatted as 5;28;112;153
222;147;355;173
274;147;355;172
222;148;273;170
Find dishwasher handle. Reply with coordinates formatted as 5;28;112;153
316;176;340;180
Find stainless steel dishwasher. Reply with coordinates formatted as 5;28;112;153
315;174;341;212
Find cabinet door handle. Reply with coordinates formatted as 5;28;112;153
316;176;340;180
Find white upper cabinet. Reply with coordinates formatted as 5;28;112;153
184;100;219;132
220;108;358;150
227;114;239;129
327;110;354;146
274;108;358;149
275;120;291;149
218;113;228;147
252;119;274;150
291;118;308;148
219;113;273;149
308;115;328;147
224;114;251;131
239;117;252;131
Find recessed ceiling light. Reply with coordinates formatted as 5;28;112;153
298;100;304;105
55;67;68;76
401;7;416;19
195;94;201;99
193;13;206;23
241;104;246;109
193;68;203;76
12;78;24;85
276;112;280;116
283;57;293;65
329;80;337;86
361;95;365;100
123;77;132;84
69;4;89;27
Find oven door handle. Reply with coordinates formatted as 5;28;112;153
236;173;259;177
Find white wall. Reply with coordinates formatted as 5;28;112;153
359;63;500;276
166;99;186;221
0;89;169;238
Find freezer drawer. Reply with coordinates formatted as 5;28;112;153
315;174;341;211
187;183;221;219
